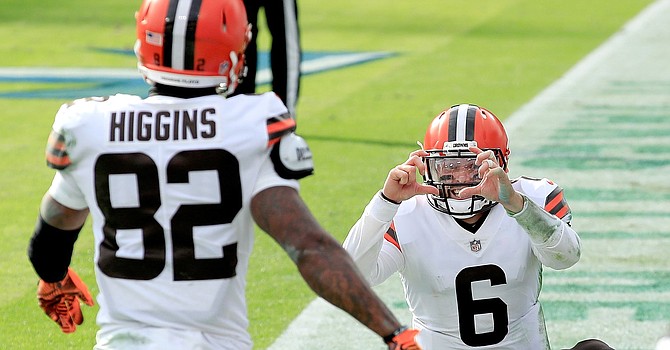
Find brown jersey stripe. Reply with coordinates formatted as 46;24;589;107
545;187;570;218
47;132;66;151
267;113;296;146
183;0;203;70
554;205;570;220
383;222;401;252
46;153;71;170
46;131;71;169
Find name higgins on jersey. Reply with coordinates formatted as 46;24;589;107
109;108;216;142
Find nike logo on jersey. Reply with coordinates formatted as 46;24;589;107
109;108;216;142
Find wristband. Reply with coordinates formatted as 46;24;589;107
379;191;401;205
383;325;409;344
28;217;82;282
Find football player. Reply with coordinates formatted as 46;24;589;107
27;0;420;349
343;104;607;349
230;0;301;118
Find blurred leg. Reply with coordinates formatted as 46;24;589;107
265;0;301;117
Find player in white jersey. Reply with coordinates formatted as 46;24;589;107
344;104;611;350
26;1;422;349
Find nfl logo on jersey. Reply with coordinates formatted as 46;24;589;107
469;239;481;252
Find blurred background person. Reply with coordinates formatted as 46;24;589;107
232;0;301;118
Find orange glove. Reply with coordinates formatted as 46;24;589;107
37;268;94;333
386;327;421;350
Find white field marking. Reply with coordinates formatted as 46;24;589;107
0;52;392;85
571;217;670;234
546;308;667;350
569;201;670;213
269;0;670;349
0;67;140;79
540;292;670;302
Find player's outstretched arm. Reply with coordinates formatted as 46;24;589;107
251;186;421;348
28;195;93;333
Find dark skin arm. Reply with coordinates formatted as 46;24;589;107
251;186;402;338
41;188;403;338
40;194;89;229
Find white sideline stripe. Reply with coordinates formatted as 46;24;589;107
0;67;140;79
0;52;391;84
503;0;670;134
268;0;670;349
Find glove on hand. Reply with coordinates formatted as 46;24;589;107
37;268;94;333
386;327;421;350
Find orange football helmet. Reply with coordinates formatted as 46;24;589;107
422;104;511;218
134;0;251;95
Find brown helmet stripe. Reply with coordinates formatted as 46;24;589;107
448;104;477;142
465;105;477;141
448;105;458;141
162;0;180;68
162;0;202;70
183;0;203;70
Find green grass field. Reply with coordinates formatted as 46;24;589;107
0;0;657;348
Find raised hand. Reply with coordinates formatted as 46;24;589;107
458;147;524;213
382;150;439;204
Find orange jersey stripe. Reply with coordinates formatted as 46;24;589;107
545;187;571;219
267;137;281;147
47;134;66;151
555;205;570;219
267;117;295;134
384;233;401;251
267;113;296;147
45;131;71;169
383;222;401;252
545;190;564;213
46;153;71;169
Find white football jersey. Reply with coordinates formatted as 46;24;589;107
344;177;581;350
45;92;307;349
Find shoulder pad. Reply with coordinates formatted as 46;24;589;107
270;133;314;179
513;176;571;220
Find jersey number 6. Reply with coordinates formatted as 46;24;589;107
94;149;241;281
455;264;509;346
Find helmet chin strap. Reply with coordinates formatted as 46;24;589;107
215;82;231;96
426;192;497;218
450;212;478;220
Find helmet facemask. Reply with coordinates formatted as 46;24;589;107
422;141;497;219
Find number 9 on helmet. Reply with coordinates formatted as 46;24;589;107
134;0;251;95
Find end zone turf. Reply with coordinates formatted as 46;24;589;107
269;1;670;348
